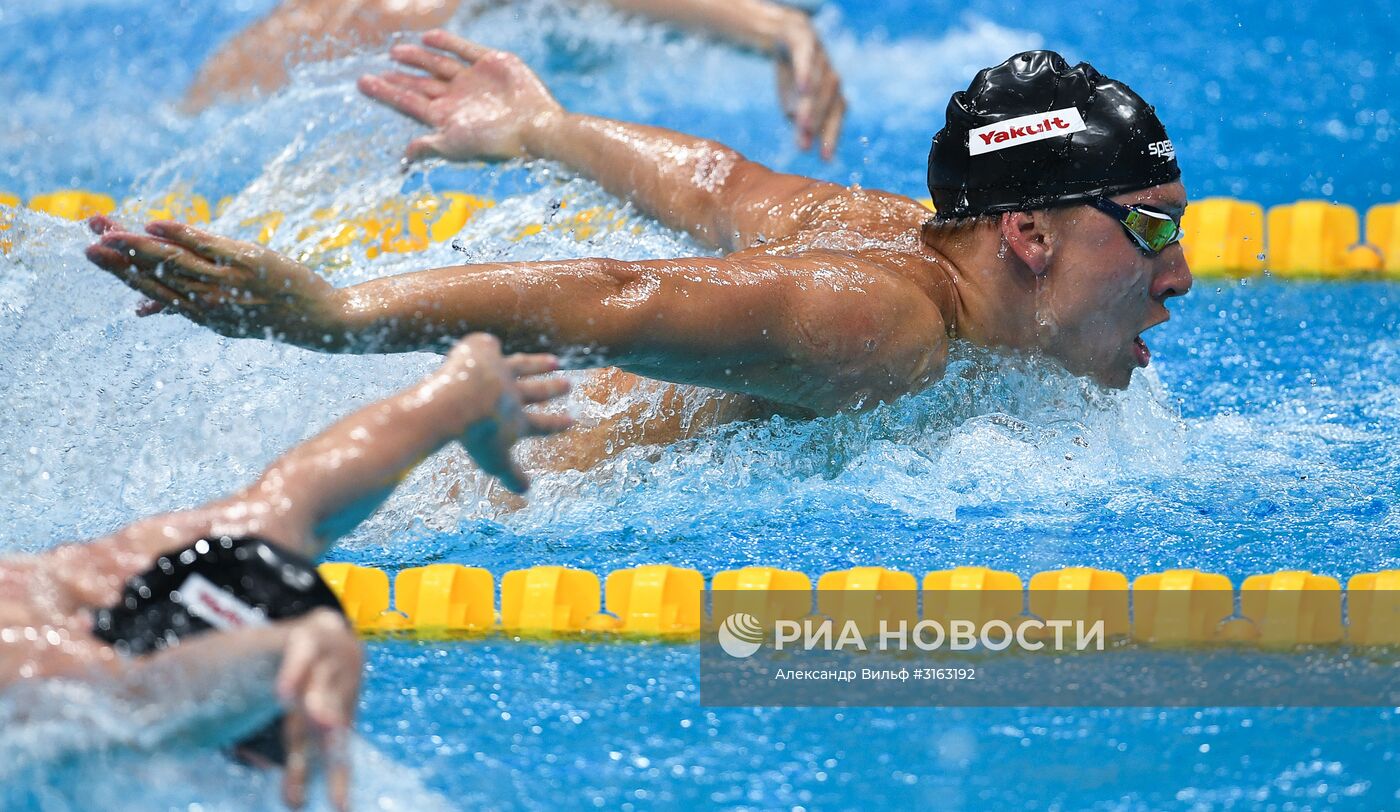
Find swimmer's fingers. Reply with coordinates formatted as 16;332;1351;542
422;29;498;64
499;458;530;495
463;424;531;494
505;352;560;378
86;244;205;321
87;214;122;235
281;709;311;810
98;231;228;284
135;298;168;317
524;409;574;437
387;42;461;81
777;60;799;123
784;23;819;95
322;728;351;812
303;653;359;732
380;70;447;99
515;376;570;406
784;27;820;149
357;74;433;125
405;134;448;165
803;53;840;157
276;625;318;704
814;79;845;162
145;221;263;268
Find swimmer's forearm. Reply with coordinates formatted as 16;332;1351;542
246;361;500;550
521;112;830;252
605;0;800;53
333;257;637;357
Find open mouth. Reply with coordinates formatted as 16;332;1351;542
1132;335;1151;367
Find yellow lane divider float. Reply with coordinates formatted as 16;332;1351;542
4;189;1399;278
0;188;641;263
315;563;1400;647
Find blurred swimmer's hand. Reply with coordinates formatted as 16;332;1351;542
773;9;845;159
276;608;362;811
439;333;573;493
606;0;845;159
358;29;564;164
85;217;347;347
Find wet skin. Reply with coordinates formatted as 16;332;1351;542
183;0;847;158
88;32;1192;473
1;335;571;808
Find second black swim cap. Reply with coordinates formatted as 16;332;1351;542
927;50;1180;219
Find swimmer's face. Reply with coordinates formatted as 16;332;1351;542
1036;182;1193;389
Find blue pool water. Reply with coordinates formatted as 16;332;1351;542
2;0;1399;808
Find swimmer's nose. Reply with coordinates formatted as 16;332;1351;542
1152;247;1193;301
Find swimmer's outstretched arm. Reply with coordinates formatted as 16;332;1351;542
86;217;944;414
35;334;568;580
359;30;845;251
234;332;571;552
159;336;566;562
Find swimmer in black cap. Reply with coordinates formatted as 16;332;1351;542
0;333;571;810
89;42;1191;471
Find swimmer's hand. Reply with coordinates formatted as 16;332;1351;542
85;217;347;347
773;10;846;160
276;608;362;812
439;333;573;494
357;30;563;164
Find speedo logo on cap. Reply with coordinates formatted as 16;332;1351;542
1148;139;1175;159
968;107;1087;156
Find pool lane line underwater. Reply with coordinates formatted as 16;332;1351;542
4;190;1400;279
318;563;1400;645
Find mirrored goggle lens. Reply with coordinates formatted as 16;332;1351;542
1122;208;1182;253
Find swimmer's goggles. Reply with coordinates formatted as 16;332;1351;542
1087;197;1184;257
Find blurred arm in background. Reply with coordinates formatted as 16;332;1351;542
183;0;845;157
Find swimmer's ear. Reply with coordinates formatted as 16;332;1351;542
1000;211;1051;276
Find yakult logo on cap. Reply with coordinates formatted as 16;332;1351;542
179;573;268;630
968;107;1087;156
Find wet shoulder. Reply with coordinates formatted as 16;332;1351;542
800;187;932;240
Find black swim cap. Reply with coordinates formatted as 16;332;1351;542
93;536;345;766
927;50;1180;219
93;536;342;654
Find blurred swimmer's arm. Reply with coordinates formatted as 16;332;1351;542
233;333;570;553
338;251;948;414
604;0;846;157
34;332;565;577
359;31;844;252
10;609;359;811
183;0;462;112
